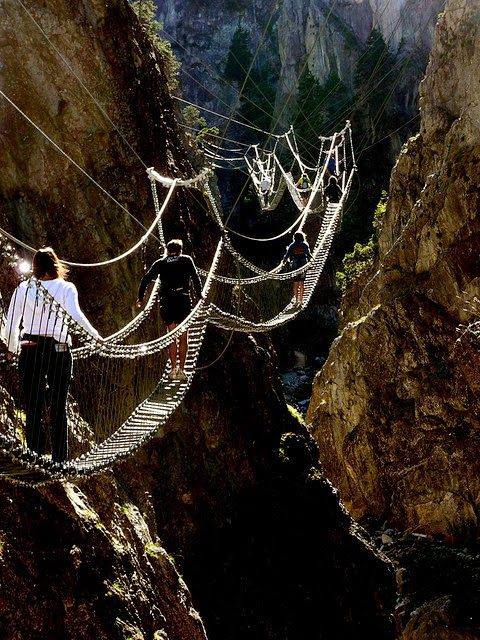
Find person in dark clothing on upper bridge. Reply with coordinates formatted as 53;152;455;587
282;231;312;308
137;239;203;382
324;175;342;204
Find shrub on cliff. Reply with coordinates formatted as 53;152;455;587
336;191;387;290
129;0;180;89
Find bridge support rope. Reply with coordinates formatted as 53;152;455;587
0;121;355;484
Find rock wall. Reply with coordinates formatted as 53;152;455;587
307;0;480;540
0;479;207;640
121;331;396;640
0;1;396;638
0;0;194;332
388;533;480;639
157;0;443;125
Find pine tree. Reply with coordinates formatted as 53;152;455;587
354;28;397;139
224;28;254;85
224;28;276;135
129;0;162;45
293;69;352;164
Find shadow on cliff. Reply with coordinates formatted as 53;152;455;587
123;329;396;640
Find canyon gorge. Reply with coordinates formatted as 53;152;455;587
0;0;479;638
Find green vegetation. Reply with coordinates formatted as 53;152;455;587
353;28;398;140
181;104;220;145
335;238;375;291
107;580;126;597
129;0;180;89
145;541;164;558
340;29;408;249
291;25;412;264
336;191;387;291
181;105;207;129
224;28;253;84
293;69;353;164
223;26;278;133
287;404;306;426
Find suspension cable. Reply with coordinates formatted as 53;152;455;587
14;0;149;170
0;180;177;267
0;88;144;221
175;96;280;138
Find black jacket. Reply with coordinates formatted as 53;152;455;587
138;254;202;302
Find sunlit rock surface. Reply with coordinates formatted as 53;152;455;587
308;0;480;540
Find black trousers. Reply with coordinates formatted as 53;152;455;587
18;337;73;462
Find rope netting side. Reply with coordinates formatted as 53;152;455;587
0;240;218;480
209;168;355;332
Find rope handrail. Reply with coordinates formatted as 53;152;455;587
147;166;211;188
0;238;222;363
200;192;339;286
197;164;348;285
201;183;287;277
210;169;354;331
73;238;223;358
214;135;337;242
0;307;211;483
0;180;177;267
0;0;361;483
71;276;162;356
0;169;354;483
202;140;245;154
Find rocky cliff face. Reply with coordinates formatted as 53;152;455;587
308;0;480;541
0;1;395;639
157;0;442;124
0;0;193;332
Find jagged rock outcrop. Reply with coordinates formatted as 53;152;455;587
379;531;480;639
0;480;207;640
158;0;442;123
122;332;396;640
0;0;396;638
308;0;480;541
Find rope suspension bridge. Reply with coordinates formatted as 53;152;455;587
0;0;357;485
0;124;354;484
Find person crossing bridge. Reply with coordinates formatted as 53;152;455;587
3;247;103;462
137;239;203;382
282;231;313;308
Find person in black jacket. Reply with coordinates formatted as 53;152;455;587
324;175;342;203
137;239;202;382
282;231;313;307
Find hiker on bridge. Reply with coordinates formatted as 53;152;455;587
324;175;342;204
137;239;202;382
282;231;312;307
4;247;102;462
260;175;272;196
296;173;312;206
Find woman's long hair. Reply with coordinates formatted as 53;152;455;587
32;247;69;280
